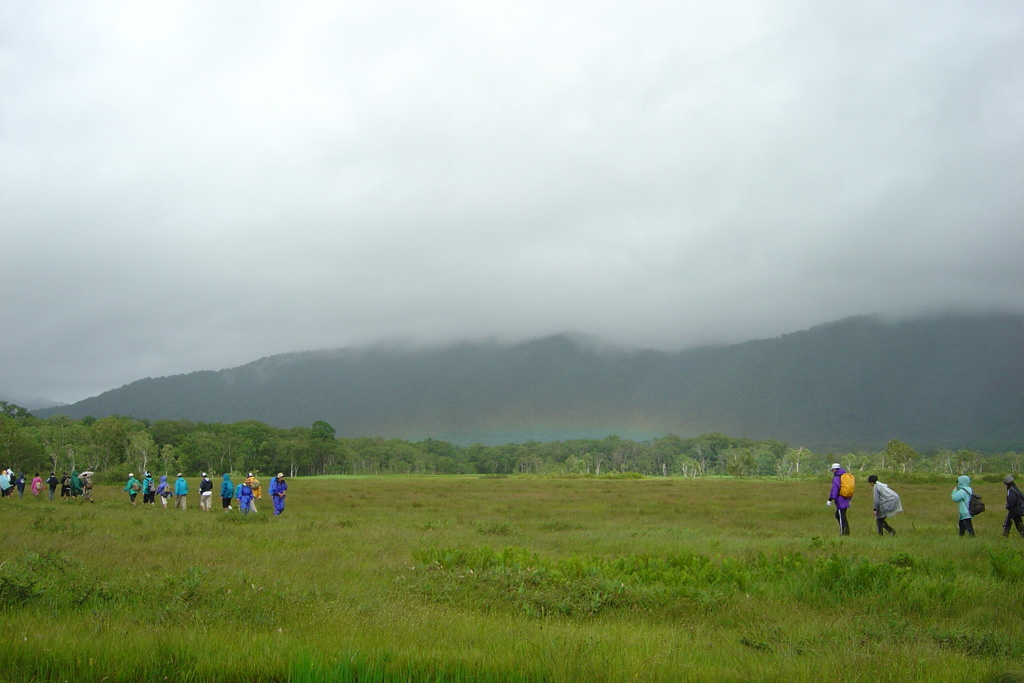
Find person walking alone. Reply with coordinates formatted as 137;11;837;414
952;475;976;537
270;473;287;515
1002;475;1024;538
827;463;853;536
867;475;901;536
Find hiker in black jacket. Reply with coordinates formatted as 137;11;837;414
1003;475;1024;538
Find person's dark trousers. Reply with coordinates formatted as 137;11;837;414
876;517;895;536
959;518;976;537
835;507;850;536
1003;514;1024;537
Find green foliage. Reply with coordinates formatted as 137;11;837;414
4;409;1024;482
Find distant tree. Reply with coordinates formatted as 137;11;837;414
88;416;134;472
0;415;43;471
160;444;178;475
311;420;336;441
781;447;807;477
35;416;86;473
128;431;157;474
722;447;756;477
148;419;198;448
884;439;917;473
0;401;32;419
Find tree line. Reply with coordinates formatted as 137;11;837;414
1;402;1021;482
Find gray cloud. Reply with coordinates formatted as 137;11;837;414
3;1;1023;405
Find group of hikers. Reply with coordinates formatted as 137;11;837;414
121;471;289;515
0;468;289;515
0;469;94;501
827;463;1024;538
10;464;1024;534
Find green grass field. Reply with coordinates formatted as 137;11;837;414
1;475;1022;682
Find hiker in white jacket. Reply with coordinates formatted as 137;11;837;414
868;475;902;536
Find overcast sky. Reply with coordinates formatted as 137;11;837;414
2;1;1023;406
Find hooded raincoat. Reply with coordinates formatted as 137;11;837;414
873;481;902;517
124;475;141;498
238;483;254;514
952;475;973;520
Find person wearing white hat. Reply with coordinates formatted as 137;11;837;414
198;473;214;511
174;472;189;510
123;473;142;505
827;463;853;536
270;473;287;515
142;472;156;505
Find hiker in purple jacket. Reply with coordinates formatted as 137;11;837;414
827;463;851;536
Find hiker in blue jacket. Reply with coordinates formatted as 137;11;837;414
827;463;852;536
174;472;189;510
156;475;171;507
952;475;975;537
220;473;234;511
270;473;287;515
238;481;254;515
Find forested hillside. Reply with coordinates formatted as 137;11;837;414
33;312;1024;451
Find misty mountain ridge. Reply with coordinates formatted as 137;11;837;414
34;312;1024;451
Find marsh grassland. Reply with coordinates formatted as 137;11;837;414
1;476;1022;682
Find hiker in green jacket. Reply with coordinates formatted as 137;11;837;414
123;473;142;506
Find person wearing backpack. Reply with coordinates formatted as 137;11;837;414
238;480;254;515
198;473;214;511
156;475;172;507
124;473;142;506
142;472;156;505
867;475;901;536
952;475;976;537
1002;475;1024;538
827;463;853;536
81;473;94;502
245;472;260;513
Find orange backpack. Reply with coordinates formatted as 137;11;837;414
839;472;855;498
